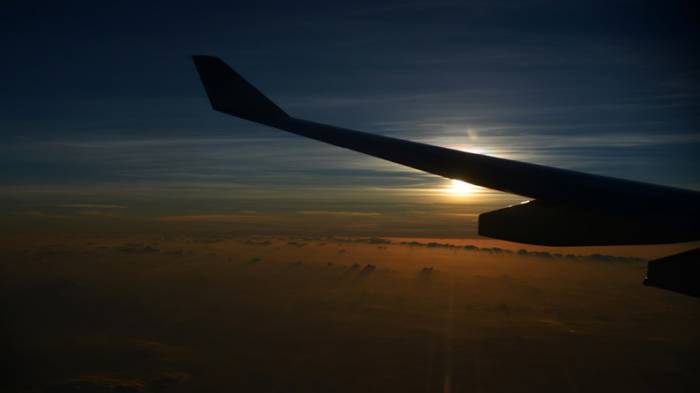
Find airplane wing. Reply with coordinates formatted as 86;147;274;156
192;55;700;295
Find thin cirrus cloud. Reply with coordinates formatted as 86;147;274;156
57;204;126;209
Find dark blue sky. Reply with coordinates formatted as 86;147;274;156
2;0;699;235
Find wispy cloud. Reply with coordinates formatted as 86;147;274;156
158;213;259;223
298;210;381;217
57;203;126;209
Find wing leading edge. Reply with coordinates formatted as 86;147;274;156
192;55;700;247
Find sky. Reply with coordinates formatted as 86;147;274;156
1;0;699;237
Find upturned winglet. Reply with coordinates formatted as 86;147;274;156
192;55;288;125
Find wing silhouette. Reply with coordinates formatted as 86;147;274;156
193;55;700;246
192;55;700;247
193;55;700;296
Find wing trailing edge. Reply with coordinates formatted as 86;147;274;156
479;200;700;246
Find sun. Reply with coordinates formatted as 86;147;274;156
445;179;481;196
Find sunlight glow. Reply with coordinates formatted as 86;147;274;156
445;179;481;196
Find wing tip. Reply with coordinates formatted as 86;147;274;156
191;54;288;123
